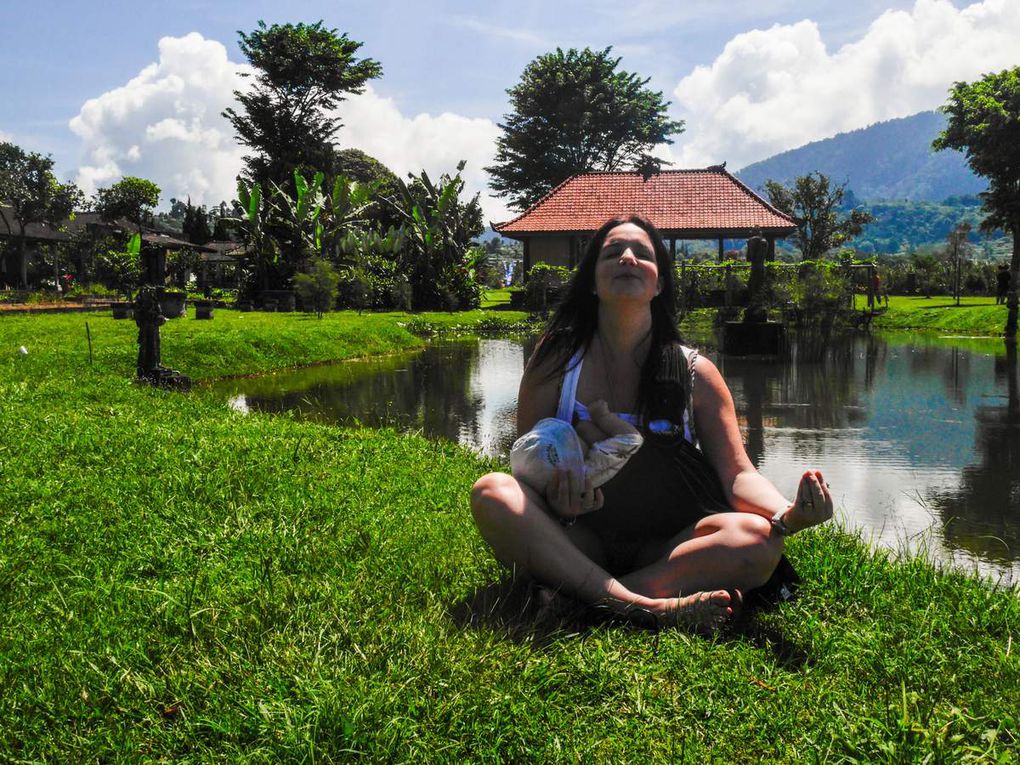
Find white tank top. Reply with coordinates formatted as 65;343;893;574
555;345;699;445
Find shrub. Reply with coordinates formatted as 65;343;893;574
65;283;118;300
335;266;373;312
293;258;341;318
523;263;571;311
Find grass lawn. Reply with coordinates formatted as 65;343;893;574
1;310;1017;761
480;287;515;309
872;295;1012;336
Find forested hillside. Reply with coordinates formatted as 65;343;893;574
850;196;1008;257
733;111;1012;255
736;111;986;202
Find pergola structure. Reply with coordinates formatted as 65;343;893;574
492;167;798;275
0;208;220;289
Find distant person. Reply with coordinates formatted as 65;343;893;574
997;263;1011;305
471;215;833;631
868;270;881;310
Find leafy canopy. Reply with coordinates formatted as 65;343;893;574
0;141;84;286
486;47;684;211
223;21;382;189
0;141;83;233
94;177;161;231
764;172;873;261
933;65;1020;335
933;67;1020;235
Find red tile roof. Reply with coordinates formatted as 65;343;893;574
493;168;797;238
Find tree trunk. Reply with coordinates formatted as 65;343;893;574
1007;227;1019;339
16;229;27;289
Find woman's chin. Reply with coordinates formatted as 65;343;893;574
600;286;655;303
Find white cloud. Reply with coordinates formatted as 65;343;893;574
448;15;553;47
335;85;508;222
68;33;509;223
669;0;1020;170
69;32;248;206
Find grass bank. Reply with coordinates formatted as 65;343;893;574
1;312;1017;761
681;296;1013;347
1;307;529;381
870;296;1010;336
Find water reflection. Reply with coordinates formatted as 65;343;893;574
928;341;1020;574
717;334;1019;583
205;334;1020;582
208;338;536;457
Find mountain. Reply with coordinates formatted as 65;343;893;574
735;111;986;202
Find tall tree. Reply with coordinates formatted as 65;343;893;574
334;148;402;229
223;21;382;190
763;172;873;261
182;199;212;245
486;47;684;212
933;67;1020;337
0;142;83;288
94;177;161;257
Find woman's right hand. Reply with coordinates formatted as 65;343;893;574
547;468;604;523
783;469;833;533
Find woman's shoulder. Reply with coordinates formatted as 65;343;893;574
526;332;580;379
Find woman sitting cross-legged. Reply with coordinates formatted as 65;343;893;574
470;215;833;631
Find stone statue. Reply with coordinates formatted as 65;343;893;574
743;233;768;324
133;247;190;389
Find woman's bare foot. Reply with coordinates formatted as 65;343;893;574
650;589;738;632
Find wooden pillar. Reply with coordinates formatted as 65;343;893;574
671;237;677;263
523;238;532;278
718;238;724;262
767;236;776;260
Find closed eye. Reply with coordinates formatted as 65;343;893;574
602;244;653;260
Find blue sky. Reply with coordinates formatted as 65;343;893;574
3;0;1015;220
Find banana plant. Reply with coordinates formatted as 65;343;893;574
383;160;484;310
269;169;325;266
316;174;376;262
230;179;274;291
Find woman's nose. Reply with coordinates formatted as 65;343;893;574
619;248;638;264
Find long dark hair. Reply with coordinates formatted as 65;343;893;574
528;215;687;426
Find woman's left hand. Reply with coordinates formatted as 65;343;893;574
783;470;833;533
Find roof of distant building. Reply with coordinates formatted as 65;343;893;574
493;168;797;238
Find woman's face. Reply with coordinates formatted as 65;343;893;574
593;223;661;304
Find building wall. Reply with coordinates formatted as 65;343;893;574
528;237;571;269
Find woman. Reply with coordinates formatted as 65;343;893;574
471;216;833;630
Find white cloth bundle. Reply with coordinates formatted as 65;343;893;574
510;417;643;494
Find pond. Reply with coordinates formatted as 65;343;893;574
207;333;1020;585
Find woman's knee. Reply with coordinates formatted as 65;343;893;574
708;513;783;584
736;514;783;584
470;472;523;524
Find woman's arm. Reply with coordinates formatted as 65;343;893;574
516;347;562;437
691;355;790;517
692;355;832;532
516;343;604;518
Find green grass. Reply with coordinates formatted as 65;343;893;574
1;311;1017;761
480;287;515;309
872;296;1012;336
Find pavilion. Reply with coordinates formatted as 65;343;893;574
492;167;798;275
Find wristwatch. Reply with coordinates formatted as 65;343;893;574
771;511;794;536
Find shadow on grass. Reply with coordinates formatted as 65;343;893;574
916;302;999;310
480;303;518;312
449;575;813;669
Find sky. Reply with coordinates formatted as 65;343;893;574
2;0;1018;224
